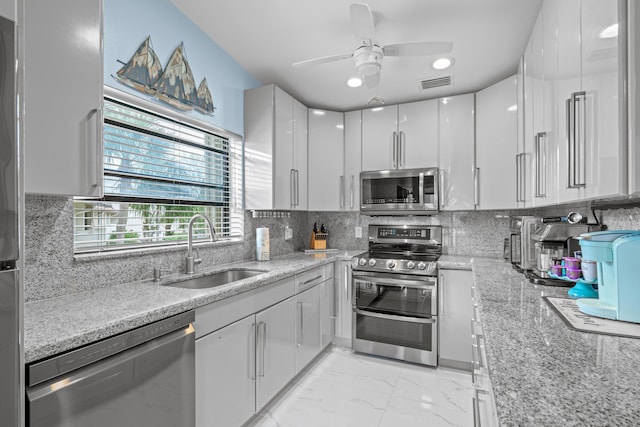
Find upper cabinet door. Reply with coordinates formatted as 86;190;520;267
344;110;362;211
398;100;438;169
438;94;476;211
24;0;104;196
476;76;518;210
292;98;308;210
361;105;398;171
308;110;344;211
581;0;625;199
274;87;295;210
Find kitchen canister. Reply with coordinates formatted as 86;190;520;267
256;227;270;261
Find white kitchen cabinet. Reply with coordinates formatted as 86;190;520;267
196;315;255;427
438;94;476;211
362;100;438;171
516;57;530;208
343;110;362;211
245;84;308;210
255;296;297;411
295;284;322;372
333;259;353;347
308;110;344;211
439;269;472;371
475;75;518;210
534;0;626;203
321;278;335;349
23;0;103;196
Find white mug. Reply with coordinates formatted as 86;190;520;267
581;260;597;282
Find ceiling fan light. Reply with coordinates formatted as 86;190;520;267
432;57;454;70
347;76;363;88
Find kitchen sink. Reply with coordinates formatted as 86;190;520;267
166;269;267;290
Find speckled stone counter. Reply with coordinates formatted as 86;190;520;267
471;257;640;427
24;250;362;364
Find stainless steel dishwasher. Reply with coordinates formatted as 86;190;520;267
26;310;195;427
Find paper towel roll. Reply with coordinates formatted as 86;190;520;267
256;227;270;261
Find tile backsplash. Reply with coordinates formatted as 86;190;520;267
24;195;640;301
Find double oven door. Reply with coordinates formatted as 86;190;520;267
352;270;438;366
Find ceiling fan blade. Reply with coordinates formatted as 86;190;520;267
363;72;380;88
292;53;354;68
383;41;453;57
350;3;375;44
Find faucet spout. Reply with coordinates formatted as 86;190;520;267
186;214;217;274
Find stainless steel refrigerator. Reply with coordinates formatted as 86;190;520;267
0;13;22;427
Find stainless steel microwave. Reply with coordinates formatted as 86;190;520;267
360;168;439;215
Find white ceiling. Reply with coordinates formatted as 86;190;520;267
171;0;543;111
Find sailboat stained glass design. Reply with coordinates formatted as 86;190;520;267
114;36;216;115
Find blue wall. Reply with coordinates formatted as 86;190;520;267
103;0;261;136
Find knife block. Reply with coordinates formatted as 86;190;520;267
310;231;327;250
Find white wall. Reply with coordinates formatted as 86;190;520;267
0;0;15;20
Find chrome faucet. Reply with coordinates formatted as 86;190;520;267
185;214;218;274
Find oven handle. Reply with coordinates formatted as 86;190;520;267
354;308;437;325
352;272;436;289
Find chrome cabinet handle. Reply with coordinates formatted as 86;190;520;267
474;167;480;207
297;302;303;347
250;322;257;380
566;97;573;189
399;131;405;168
473;391;481;427
439;169;446;208
258;321;266;377
339;175;344;209
295;169;300;207
439;274;444;316
515;154;522;202
302;275;323;286
568;92;586;188
392;132;398;169
354;308;436;324
350;175;354;209
344;264;349;302
290;169;295;207
574;91;586;187
90;108;104;195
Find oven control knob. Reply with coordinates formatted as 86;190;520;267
387;260;396;270
359;258;367;266
406;261;416;269
368;259;377;267
417;262;427;270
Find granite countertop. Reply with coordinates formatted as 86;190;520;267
24;250;362;364
471;257;640;426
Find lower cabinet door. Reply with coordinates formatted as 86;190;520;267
256;297;297;411
321;279;335;349
196;315;256;427
296;285;323;372
439;269;473;370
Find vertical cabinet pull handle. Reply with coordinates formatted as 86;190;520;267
534;133;540;197
250;322;257;380
350;175;354;209
569;91;586;188
392;132;398;169
515;154;520;203
290;169;295;208
339;175;344;209
295;169;300;206
566;98;574;189
439;169;446;208
258;321;266;377
90;108;104;195
399;131;405;168
474;167;480;207
439;274;444;316
297;301;303;347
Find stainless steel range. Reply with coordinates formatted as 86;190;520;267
351;225;442;366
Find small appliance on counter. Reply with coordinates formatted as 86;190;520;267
524;213;602;287
256;227;270;261
576;231;640;323
509;216;541;272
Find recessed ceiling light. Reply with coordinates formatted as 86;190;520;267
432;57;454;71
346;76;363;88
371;107;384;112
312;110;325;116
600;23;618;39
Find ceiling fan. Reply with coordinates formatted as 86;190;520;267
292;3;453;89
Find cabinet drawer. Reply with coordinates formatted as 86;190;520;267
295;267;325;293
196;276;295;338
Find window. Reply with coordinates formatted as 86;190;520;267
74;92;243;253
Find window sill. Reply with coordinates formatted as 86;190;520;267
73;237;244;263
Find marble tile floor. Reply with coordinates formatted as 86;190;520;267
248;346;475;427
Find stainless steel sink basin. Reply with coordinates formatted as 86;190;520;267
167;269;266;290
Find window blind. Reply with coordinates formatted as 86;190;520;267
74;96;243;253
